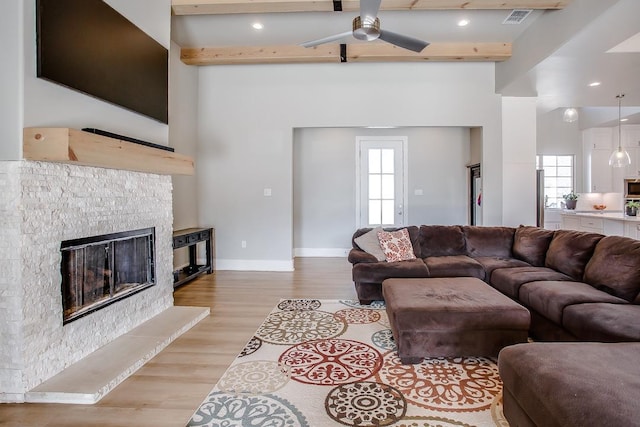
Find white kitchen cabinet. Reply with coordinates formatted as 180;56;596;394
624;222;640;240
589;149;613;192
603;219;624;236
621;125;640;178
583;128;614;193
583;128;613;150
578;216;604;234
622;125;640;148
561;215;581;231
543;209;562;230
562;213;636;237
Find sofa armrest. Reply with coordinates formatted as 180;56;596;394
348;248;379;264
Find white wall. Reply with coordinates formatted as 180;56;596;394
22;0;170;148
169;41;199;229
196;62;503;270
502;97;537;227
0;0;23;160
169;40;200;269
293;127;470;255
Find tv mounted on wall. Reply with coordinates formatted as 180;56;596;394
36;0;169;124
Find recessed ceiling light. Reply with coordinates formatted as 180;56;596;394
621;118;629;122
588;81;601;87
252;22;264;30
458;19;470;27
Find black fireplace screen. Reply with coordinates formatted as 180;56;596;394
60;228;155;324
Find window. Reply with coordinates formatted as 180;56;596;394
536;155;574;208
367;148;395;225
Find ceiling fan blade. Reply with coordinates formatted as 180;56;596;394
378;30;430;53
301;31;353;48
360;0;382;24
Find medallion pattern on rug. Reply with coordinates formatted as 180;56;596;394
189;299;508;427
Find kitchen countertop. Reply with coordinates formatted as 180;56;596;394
561;211;640;222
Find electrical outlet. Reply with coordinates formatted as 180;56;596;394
241;240;247;248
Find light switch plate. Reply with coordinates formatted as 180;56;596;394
264;188;272;197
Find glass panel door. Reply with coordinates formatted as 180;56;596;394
357;137;407;227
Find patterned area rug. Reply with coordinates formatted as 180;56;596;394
188;299;508;427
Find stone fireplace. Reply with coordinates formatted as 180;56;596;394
0;160;174;402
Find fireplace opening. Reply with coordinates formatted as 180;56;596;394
60;227;156;324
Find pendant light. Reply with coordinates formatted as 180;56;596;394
563;108;578;122
609;94;631;168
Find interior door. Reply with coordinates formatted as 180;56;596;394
357;137;407;228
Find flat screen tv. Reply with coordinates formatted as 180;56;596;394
36;0;169;124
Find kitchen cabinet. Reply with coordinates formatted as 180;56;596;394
583;128;612;150
625;222;640;240
603;219;624;236
561;213;636;237
621;125;640;177
583;128;614;193
543;209;562;230
561;215;580;231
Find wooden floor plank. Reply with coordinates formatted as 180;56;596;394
0;257;355;426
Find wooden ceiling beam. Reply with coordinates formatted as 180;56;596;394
172;0;571;15
348;42;512;62
180;42;511;65
180;44;343;65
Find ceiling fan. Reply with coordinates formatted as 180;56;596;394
300;0;430;53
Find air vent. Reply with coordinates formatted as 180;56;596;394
503;9;533;24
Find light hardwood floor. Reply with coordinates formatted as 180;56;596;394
0;258;356;427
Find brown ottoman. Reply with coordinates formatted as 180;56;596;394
383;277;530;364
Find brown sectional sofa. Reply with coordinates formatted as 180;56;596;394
349;225;640;342
349;225;640;426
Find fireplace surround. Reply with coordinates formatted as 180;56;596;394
0;160;174;402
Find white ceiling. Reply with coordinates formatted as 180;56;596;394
171;0;640;127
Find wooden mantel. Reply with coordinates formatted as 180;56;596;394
23;128;195;175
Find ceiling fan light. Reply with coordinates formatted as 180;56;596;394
563;108;578;122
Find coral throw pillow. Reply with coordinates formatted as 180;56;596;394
377;228;416;262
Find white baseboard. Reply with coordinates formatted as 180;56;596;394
216;259;295;272
294;248;350;257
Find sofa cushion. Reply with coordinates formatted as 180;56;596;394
419;225;466;257
563;303;640;342
499;342;640;427
377;228;417;262
347;248;379;264
423;255;485;280
545;230;603;280
353;226;421;258
519;280;627;325
513;226;555;267
490;266;573;299
463;226;515;258
472;257;530;282
352;259;429;284
583;235;640;302
353;227;386;261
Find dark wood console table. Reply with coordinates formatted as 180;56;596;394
172;227;214;288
